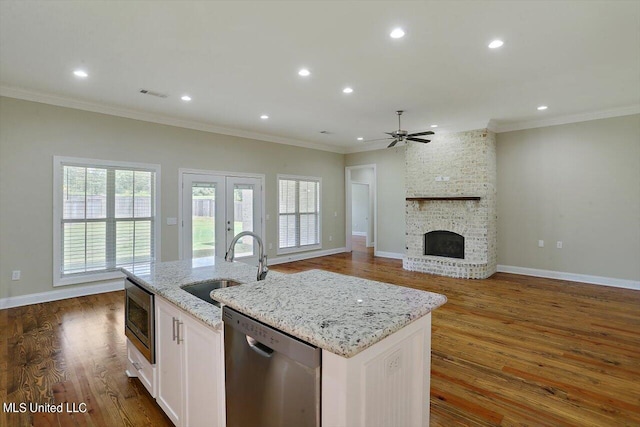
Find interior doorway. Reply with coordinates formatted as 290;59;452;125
345;164;376;252
351;182;371;247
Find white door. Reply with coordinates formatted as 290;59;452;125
183;174;225;260
225;177;262;262
182;173;262;260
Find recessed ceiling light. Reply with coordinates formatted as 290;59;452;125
537;105;548;111
342;87;353;94
181;95;192;101
430;124;438;128
357;137;363;141
298;68;311;77
260;114;269;120
73;69;88;78
390;28;405;39
488;39;504;49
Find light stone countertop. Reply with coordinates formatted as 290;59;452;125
121;258;286;329
211;269;447;358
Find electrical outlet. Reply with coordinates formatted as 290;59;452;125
556;241;563;249
385;351;402;376
538;240;544;248
12;270;21;281
269;243;273;250
329;235;333;241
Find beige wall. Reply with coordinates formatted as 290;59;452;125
496;114;640;281
0;97;345;298
345;147;406;255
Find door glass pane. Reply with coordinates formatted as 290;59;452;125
233;184;254;257
192;183;216;259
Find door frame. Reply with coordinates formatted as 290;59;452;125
178;168;266;261
345;164;377;253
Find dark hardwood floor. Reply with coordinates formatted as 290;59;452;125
2;237;639;426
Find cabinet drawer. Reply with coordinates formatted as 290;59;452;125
127;339;157;398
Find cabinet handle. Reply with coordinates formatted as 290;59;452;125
176;321;184;344
132;362;142;371
172;317;177;341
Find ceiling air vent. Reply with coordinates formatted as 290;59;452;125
139;89;169;98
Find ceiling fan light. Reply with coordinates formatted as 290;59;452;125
342;87;353;94
298;68;311;77
488;39;504;49
390;28;405;39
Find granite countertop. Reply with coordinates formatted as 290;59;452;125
121;258;286;329
211;269;447;358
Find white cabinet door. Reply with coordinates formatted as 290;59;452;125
156;298;184;425
155;296;225;427
183;313;225;427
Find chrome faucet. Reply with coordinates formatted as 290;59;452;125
225;231;269;281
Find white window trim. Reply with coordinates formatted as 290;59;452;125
277;174;322;255
53;156;161;287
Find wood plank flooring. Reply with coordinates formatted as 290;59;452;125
1;292;173;427
1;238;638;426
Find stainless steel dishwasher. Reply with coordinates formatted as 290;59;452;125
223;306;321;427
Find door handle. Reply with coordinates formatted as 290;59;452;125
246;336;273;358
172;317;177;341
176;321;184;344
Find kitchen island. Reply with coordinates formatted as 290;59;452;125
122;258;446;427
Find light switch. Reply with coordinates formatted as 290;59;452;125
538;240;544;247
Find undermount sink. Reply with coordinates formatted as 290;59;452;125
181;279;242;306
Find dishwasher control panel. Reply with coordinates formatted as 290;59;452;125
223;306;321;368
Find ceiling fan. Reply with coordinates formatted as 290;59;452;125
368;110;434;148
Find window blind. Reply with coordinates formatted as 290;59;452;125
59;162;156;280
278;177;320;250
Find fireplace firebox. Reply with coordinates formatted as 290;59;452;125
424;230;464;259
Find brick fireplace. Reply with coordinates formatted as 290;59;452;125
403;129;497;279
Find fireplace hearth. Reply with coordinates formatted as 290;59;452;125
424;230;464;259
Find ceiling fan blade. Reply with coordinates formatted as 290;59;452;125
407;137;431;143
407;131;435;137
387;139;400;148
385;132;395;136
363;137;394;142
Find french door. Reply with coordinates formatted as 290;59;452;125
182;173;262;262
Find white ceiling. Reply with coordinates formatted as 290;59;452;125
1;1;639;153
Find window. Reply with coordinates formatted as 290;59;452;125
278;175;321;253
53;157;160;286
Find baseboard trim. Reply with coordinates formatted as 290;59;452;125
270;247;347;265
374;251;405;260
0;279;125;309
496;265;640;291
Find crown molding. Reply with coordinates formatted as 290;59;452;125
494;104;640;133
0;85;347;154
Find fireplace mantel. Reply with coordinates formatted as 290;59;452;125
406;196;481;201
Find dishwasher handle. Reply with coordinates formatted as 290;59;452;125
246;336;274;358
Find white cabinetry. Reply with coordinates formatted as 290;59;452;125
156;297;225;427
125;339;157;398
322;313;432;427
